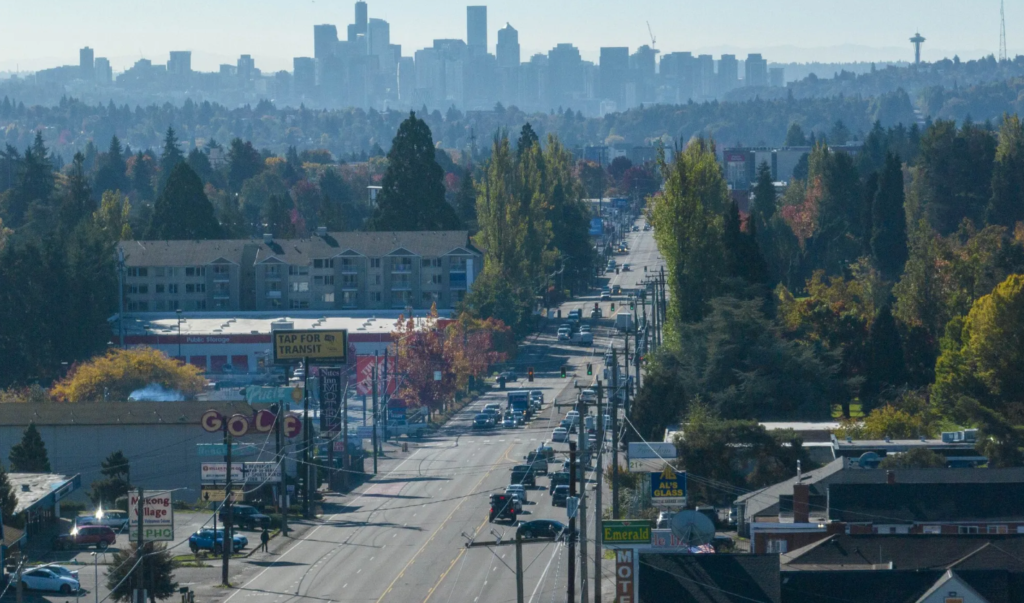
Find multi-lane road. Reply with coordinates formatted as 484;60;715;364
207;219;664;603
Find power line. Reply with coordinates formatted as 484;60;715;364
1000;0;1008;62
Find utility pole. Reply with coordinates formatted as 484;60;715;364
222;427;233;586
371;353;379;475
659;267;667;346
302;357;312;519
382;350;390;441
594;380;604;603
342;383;350;490
136;487;145;603
567;441;577;603
578;394;588;603
612;347;621;519
515;532;524;603
275;403;288;536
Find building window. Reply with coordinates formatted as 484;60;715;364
290;300;310;309
321;292;335;303
155;284;165;294
392;257;413;272
168;284;179;294
167;300;179;310
313;259;334;269
766;540;788;554
390;290;411;307
127;300;149;311
341;258;358;271
192;300;206;310
370;292;382;303
185;267;205;277
265;265;281;277
430;274;442;285
370;258;381;268
268;299;282;309
450;257;467;271
922;525;942;535
129;284;149;295
375;274;382;285
392;275;411;290
314;275;335;286
341;291;358;308
422;291;439;303
266;281;282;292
988;525;1008;534
186;283;205;294
127;267;148;277
291;281;309;293
342;274;358;289
213;265;230;276
288;265;309;276
958;526;980;535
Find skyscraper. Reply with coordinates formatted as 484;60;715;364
79;47;94;80
349;1;368;42
168;51;192;76
745;53;768;87
314;24;339;60
496;23;520;68
293;57;316;95
94;57;112;84
237;55;256;81
467;6;487;56
717;54;738;95
599;47;629;107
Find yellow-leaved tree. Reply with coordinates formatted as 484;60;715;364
51;347;205;402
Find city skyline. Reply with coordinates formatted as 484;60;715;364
0;0;1015;74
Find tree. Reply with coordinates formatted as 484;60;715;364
129;151;155;201
106;542;177;602
50;347;206;402
608;156;633;186
988;114;1024;228
871;152;909;281
368;112;460;231
785;123;808;147
94;136;128;195
93;190;133;242
227;138;264;193
456;167;477;224
877;447;946;469
10;423;51;472
3;131;54;227
157;127;184;194
90;451;130;507
919;119;996;235
186;147;214;185
146;162;222;240
861;305;907;412
0;464;16;526
262;194;295;238
722;200;767;284
59;152;94;231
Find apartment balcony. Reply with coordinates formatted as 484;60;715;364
450;272;468;290
213;294;231;300
391;265;413;274
265;291;282;299
390;283;412;292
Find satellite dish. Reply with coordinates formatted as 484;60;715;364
670;511;715;546
858;451;881;468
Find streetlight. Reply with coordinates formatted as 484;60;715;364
176;308;184;359
90;551;99;603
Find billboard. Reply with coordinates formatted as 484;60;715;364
650;467;686;506
627;441;676;473
356;355;398;396
273;330;348;364
319;367;343;435
201;462;282;483
128;490;174;541
588;218;604;236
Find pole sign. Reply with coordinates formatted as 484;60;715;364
201;409;301;438
627;441;676;473
319;367;343;435
273;330;348;364
602;520;652;545
128;490;174;541
650;467;686;506
615;549;636;603
201;462;281;483
201;485;243;503
244;386;304;408
196;443;257;457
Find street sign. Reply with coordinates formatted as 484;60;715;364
196;443;257;457
602;520;652;545
201;486;243;503
128;490;174;541
650;467;687;506
201;462;281;483
319;367;343;435
627;441;676;473
244;386;303;408
356;426;375;439
566;496;580;519
273;329;348;364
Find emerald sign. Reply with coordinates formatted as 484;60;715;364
602;520;652;545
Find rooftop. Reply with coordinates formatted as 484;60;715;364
782;534;1024;572
10;473;78;514
0;401;256;427
639;553;781;603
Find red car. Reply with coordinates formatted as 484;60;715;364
54;525;117;550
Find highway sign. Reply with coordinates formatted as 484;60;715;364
627;441;676;473
602;520;652;545
273;330;348;364
650;466;686;506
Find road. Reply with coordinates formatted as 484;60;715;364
201;218;663;603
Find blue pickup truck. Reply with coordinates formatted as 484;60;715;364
188;528;248;554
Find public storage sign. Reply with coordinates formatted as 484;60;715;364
603;520;652;545
273;329;348;364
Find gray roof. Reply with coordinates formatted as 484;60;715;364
736;458;846;521
120;231;479;267
0;401;256;426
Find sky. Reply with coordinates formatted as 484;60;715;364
0;0;1018;73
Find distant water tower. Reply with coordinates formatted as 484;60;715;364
910;32;926;64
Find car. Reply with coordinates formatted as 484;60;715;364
621;263;631;272
19;567;79;595
525;451;548;475
579;324;591;333
501;488;524;513
510;465;537;487
502;416;516;429
612;284;622;295
589;308;602;319
712;535;735;552
552;485;570;506
505;484;529;505
600;290;612;301
557;328;571;341
536;445;555;462
54;525;117;550
517;519;569;541
188;528;249;554
552;427;569;442
632;225;640;232
489;493;517;523
484;403;502;412
483;408;501;424
512;413;525;426
38;565;79;581
643;224;651;231
498;370;517;382
549;471;571;494
76;509;130;530
473;413;492;429
220;504;270;530
580;389;597;403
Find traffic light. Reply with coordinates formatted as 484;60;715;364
630;301;635;310
611;302;615;312
561;366;567;378
528;367;534;382
587;363;593;376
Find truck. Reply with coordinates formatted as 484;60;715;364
615;312;633;331
571;331;594;346
507;391;531;419
385;406;429;438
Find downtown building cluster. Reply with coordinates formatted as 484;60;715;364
20;2;784;116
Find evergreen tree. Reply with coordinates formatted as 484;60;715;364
0;464;16;526
785;123;808;146
106;542;177;602
262;193;295;237
861;171;879;256
751;161;776;224
861;304;907;412
186;147;213;185
10;423;51;472
871;152;909;281
59;152;93;231
5;132;55;227
94;135;128;195
157;127;184;194
456;166;477;224
723;200;768;284
988;114;1024;228
90;451;130;507
368;112;460;231
130;151;155;201
146;162;222;240
227;138;264;193
517;123;539;156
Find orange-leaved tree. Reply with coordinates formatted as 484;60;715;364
51;347;205;402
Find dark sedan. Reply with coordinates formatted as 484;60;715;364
516;520;570;541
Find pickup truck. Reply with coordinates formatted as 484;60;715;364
188;528;248;554
219;504;270;530
386;407;429;438
572;331;593;346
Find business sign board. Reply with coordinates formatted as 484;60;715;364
355;356;398;395
588;217;604;236
602;520;652;545
201;485;244;503
196;443;258;457
319;367;343;435
245;386;303;408
616;549;636;603
201;462;282;483
273;330;348;365
627;442;676;473
650;467;686;506
356;425;375;439
128;490;174;541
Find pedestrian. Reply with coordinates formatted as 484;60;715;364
260;527;270;552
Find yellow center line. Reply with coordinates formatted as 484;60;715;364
421;516;488;603
375;441;517;603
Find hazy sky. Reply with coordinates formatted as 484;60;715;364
0;0;1017;73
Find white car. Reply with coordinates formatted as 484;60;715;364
580;389;597;403
552;427;569;442
557;328;571;341
505;484;529;505
20;567;80;594
77;510;129;530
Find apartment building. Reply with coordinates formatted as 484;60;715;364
118;230;481;313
